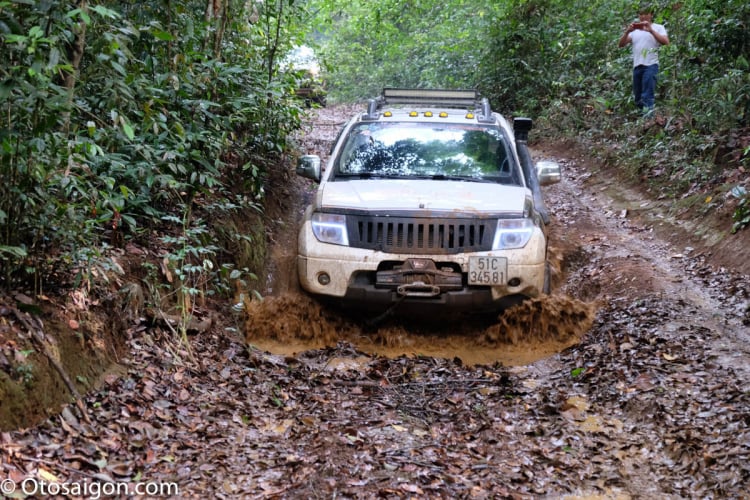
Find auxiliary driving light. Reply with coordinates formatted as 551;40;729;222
317;273;331;286
508;277;522;287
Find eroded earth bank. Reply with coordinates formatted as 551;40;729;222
2;105;749;498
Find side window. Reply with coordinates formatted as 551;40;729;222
341;130;374;173
497;132;522;185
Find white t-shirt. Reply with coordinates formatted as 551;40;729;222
630;23;667;67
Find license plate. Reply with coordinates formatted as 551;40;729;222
468;256;507;285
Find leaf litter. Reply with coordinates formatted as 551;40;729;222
1;106;749;498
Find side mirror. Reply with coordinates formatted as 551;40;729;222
536;160;561;186
296;155;321;182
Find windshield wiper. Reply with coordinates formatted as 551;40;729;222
339;173;496;182
428;174;495;182
343;172;420;179
338;172;380;179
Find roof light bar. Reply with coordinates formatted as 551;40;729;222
381;88;480;109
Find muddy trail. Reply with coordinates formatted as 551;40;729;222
244;105;750;496
2;106;748;498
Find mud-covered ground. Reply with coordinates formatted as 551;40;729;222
1;106;749;498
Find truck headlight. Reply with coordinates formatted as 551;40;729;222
492;218;534;249
311;213;349;246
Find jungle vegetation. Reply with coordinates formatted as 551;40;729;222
1;0;748;305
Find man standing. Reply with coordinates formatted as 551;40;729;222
618;5;670;115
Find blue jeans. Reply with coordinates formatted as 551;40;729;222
633;64;659;110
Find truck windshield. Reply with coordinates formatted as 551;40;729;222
334;122;520;184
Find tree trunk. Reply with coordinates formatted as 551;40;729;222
214;0;229;59
266;0;284;84
204;0;225;57
62;0;88;134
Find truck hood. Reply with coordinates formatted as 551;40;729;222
319;179;529;214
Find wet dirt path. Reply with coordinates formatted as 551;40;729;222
4;105;747;499
543;148;750;380
247;105;750;496
530;147;750;497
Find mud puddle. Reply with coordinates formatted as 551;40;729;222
244;292;596;366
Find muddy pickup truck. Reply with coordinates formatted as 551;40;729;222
295;88;560;318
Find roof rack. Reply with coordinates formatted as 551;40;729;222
363;88;494;123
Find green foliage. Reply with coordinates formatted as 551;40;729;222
310;0;497;101
13;349;35;385
312;0;749;232
1;0;308;294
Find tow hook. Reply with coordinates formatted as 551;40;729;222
396;282;441;297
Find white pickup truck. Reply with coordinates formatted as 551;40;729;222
296;88;560;318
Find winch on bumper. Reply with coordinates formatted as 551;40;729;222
375;258;463;297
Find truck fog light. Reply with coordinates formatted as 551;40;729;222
317;273;331;285
508;277;521;287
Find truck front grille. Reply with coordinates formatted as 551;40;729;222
347;216;495;254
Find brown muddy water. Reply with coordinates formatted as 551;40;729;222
244;292;596;367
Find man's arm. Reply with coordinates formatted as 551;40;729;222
646;23;670;45
618;24;634;47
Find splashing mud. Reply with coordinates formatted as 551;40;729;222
245;293;596;366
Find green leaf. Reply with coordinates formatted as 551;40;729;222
90;5;120;19
151;29;176;41
121;120;135;140
111;61;127;76
0;10;24;35
0;245;28;259
0;78;15;99
121;214;137;230
48;47;60;68
4;33;27;44
66;8;91;25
